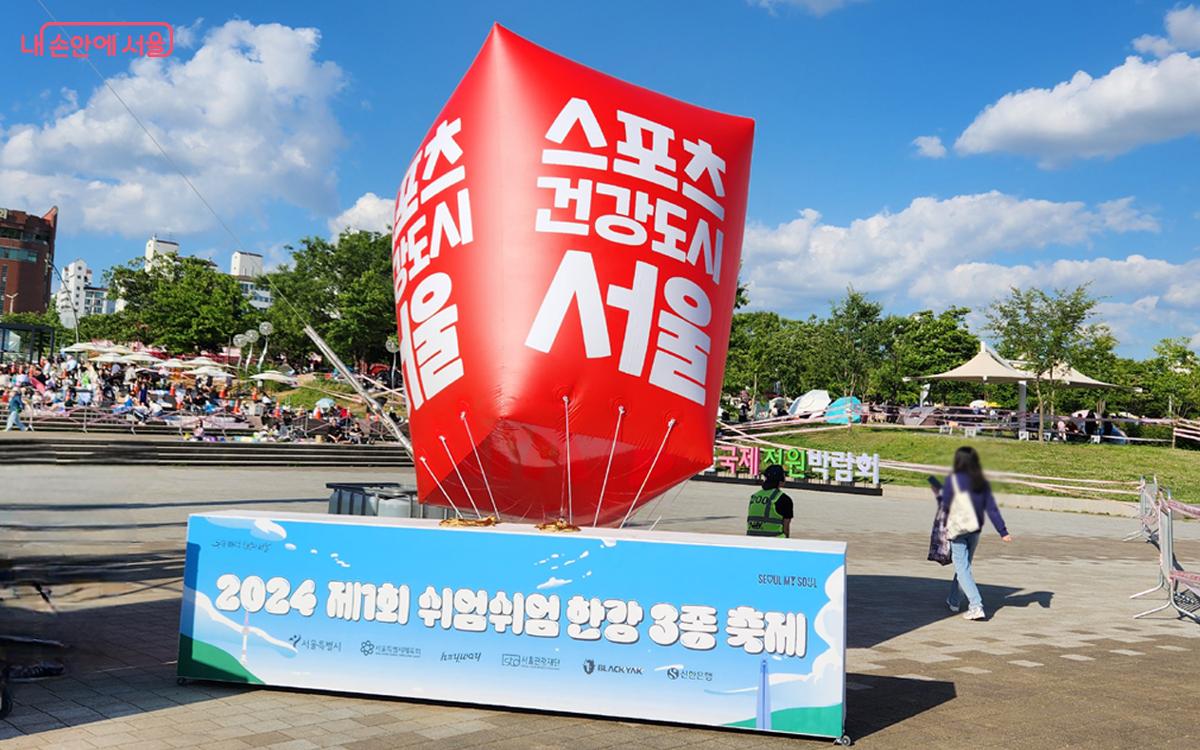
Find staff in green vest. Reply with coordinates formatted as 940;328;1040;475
747;464;794;538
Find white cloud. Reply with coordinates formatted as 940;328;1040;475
536;576;572;590
1133;5;1200;58
909;255;1188;307
175;18;205;49
1132;33;1178;58
912;135;946;158
907;255;1200;346
52;88;78;119
749;0;862;16
1169;5;1200;49
328;191;393;237
955;53;1200;166
956;6;1200;166
742;191;1157;311
0;20;345;237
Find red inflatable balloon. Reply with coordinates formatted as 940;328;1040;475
392;25;754;526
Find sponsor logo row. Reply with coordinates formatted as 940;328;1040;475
355;641;715;681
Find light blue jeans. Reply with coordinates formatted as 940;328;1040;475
5;410;27;431
948;531;983;611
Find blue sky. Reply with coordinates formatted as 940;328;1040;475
3;1;1199;355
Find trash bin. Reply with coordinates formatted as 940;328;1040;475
326;482;448;519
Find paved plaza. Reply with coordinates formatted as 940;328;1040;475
1;464;1198;749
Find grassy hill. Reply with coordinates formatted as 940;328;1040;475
767;427;1199;501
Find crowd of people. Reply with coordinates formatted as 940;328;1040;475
0;356;376;444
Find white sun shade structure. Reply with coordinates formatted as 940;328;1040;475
185;366;234;379
250;371;299;386
1038;363;1126;390
918;341;1035;384
62;342;95;353
121;352;162;365
92;352;126;364
183;356;226;368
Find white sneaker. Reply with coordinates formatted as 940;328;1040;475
946;599;961;613
963;608;986;621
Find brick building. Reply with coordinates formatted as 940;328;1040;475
0;205;57;314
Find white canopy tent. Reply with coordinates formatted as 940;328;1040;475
917;342;1126;416
919;342;1034;384
250;371;300;386
1038;363;1125;390
789;389;832;416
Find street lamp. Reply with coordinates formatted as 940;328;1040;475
233;333;248;370
257;321;274;369
3;293;17;315
385;336;399;387
243;329;260;371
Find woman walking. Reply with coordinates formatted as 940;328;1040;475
940;446;1012;620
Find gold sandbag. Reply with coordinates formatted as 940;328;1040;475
439;516;499;528
535;518;581;533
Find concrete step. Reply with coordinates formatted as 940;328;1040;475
0;436;413;468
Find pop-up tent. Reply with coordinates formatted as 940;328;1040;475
789;389;832;416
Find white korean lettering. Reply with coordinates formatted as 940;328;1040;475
648;277;712;405
681;137;726;220
613;111;677;189
394;154;421;237
452;588;488;632
593;183;648;246
524;250;611;358
326;581;357;621
602;599;644;644
764;612;807;657
422;118;464;182
566;595;604;640
418;585;453;629
685;220;723;285
375;583;410;624
543;97;608;170
488;591;525;634
726;605;767;654
679;604;718;650
535;177;593;236
651;198;688;262
409;272;463;402
524;593;561;638
430;188;473;259
604;261;657;377
399;215;430;286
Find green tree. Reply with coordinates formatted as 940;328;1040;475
107;256;253;352
1144;338;1200;419
724;311;788;397
987;285;1098;440
873;308;979;404
261;229;394;369
817;289;885;398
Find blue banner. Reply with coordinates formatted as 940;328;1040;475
179;512;846;738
